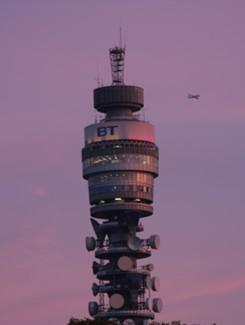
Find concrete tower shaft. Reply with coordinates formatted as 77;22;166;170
82;45;162;325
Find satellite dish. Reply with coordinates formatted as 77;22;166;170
145;275;152;289
90;218;105;242
88;301;98;316
128;236;143;251
145;263;154;272
152;298;163;313
85;236;96;251
117;256;134;271
144;297;150;309
123;319;135;325
92;261;100;274
92;282;99;296
110;293;125;309
151;276;160;291
148;234;160;249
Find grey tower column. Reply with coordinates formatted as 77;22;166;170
82;45;162;325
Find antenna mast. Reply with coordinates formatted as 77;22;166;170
109;30;126;85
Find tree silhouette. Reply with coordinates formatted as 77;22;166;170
68;318;216;325
67;318;115;325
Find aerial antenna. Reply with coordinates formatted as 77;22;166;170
119;25;122;48
96;75;101;87
96;62;103;87
109;27;126;85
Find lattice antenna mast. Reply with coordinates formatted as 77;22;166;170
109;33;126;85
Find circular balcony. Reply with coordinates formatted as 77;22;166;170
95;246;151;260
94;85;144;113
96;267;150;281
94;309;154;320
90;201;153;219
89;186;153;205
92;284;145;295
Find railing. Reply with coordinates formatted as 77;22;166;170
94;112;149;123
97;239;152;253
98;301;149;312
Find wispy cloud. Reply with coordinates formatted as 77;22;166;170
29;185;48;198
169;274;245;304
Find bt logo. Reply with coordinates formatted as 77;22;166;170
97;125;118;137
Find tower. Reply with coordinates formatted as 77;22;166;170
82;44;162;325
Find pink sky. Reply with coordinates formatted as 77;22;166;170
1;1;245;324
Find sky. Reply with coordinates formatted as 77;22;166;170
0;1;245;324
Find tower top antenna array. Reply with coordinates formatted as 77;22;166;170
109;43;126;85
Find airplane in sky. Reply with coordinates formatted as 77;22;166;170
187;93;200;100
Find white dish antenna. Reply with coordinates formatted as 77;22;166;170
152;297;163;313
145;275;152;289
151;276;160;291
92;282;99;296
88;301;98;316
144;297;150;309
148;234;160;250
110;293;125;309
117;256;134;271
85;236;96;251
128;236;143;251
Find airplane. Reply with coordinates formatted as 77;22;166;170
188;93;200;100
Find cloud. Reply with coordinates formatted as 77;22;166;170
30;186;48;198
169;274;245;304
